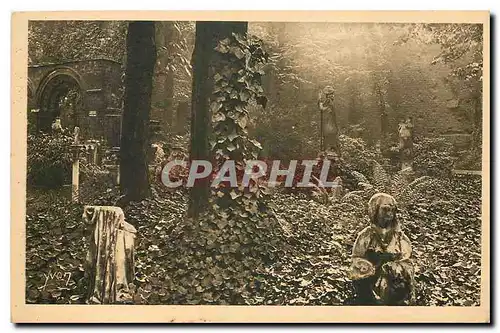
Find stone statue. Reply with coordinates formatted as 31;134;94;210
331;176;344;202
51;117;63;133
398;117;414;170
398;117;413;147
318;85;340;158
73;126;80;145
350;193;415;305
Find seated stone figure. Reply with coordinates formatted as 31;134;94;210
350;193;415;305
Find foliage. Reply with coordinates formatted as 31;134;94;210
401;23;483;143
25;181;122;304
209;32;270;218
27;132;74;188
258;175;481;306
429;24;484;151
26;21;483;308
424;24;483;81
338;134;379;180
454;147;482;171
250;22;473;145
130;32;291;305
399;175;481;306
78;163;116;203
250;103;320;161
413;137;454;178
28;21;127;64
25;198;88;304
26;175;481;306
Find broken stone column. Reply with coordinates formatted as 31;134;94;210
82;206;137;304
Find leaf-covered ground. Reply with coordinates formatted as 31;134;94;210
253;175;482;306
25;175;481;306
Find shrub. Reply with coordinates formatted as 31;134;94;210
454;146;481;171
27;132;73;188
79;163;116;203
339;134;379;180
413;137;454;178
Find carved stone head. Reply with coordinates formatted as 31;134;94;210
367;193;398;230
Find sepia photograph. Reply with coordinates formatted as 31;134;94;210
11;10;490;323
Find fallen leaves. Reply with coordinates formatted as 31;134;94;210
25;174;481;306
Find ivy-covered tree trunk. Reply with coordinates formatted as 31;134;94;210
188;21;248;218
120;21;156;202
179;27;280;305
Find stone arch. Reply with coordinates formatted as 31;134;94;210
35;67;88;133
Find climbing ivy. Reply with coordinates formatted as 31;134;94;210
170;34;283;305
208;33;270;222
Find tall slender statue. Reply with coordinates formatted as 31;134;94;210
73;126;80;145
318;85;340;158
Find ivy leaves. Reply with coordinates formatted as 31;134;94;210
210;33;268;167
207;32;273;225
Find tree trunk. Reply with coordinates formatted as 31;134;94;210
263;23;286;105
347;82;359;125
375;85;388;139
152;23;167;124
120;21;156;202
163;22;177;129
188;21;248;218
175;100;189;134
472;93;482;145
374;77;391;157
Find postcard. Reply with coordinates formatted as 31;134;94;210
11;10;490;323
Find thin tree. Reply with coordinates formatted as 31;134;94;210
163;22;177;128
154;21;178;129
120;21;157;202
